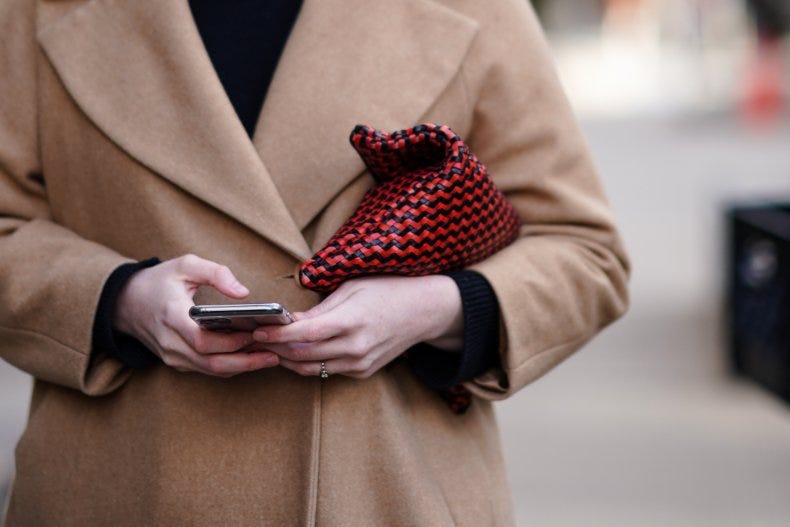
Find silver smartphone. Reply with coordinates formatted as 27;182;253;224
189;303;294;332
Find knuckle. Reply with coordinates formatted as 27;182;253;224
355;357;374;373
213;265;231;282
160;353;178;368
245;355;266;371
192;334;211;354
347;363;372;379
347;339;368;358
163;300;182;322
288;344;310;361
361;356;375;371
343;316;363;331
235;334;253;350
261;330;282;344
177;253;198;269
205;356;224;375
157;338;179;363
282;346;300;361
304;326;324;343
273;343;293;358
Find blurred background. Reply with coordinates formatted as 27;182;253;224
497;0;790;525
2;0;790;524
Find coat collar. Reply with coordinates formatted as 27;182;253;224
37;0;478;260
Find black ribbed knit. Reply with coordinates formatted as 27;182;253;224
91;258;161;367
408;271;500;390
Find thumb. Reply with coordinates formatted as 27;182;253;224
296;285;352;320
176;254;250;299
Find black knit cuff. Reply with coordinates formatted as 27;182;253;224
408;271;501;390
92;258;161;368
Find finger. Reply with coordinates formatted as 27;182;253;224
193;350;280;377
152;329;206;372
160;328;279;376
176;254;249;298
262;339;348;362
253;314;346;345
262;328;372;361
279;282;358;327
170;315;257;354
298;284;358;319
279;357;377;380
236;341;279;353
279;357;343;377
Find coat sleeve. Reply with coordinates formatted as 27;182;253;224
460;0;630;400
0;0;133;395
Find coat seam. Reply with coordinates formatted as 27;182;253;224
306;379;322;526
0;324;87;358
509;331;591;375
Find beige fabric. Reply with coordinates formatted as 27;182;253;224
0;0;629;525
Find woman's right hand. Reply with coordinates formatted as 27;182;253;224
113;254;279;377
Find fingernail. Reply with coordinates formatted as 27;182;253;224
234;282;249;294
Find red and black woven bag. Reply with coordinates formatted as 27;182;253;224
300;123;520;292
299;123;521;413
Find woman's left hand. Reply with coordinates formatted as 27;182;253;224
252;275;463;379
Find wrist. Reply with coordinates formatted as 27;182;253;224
112;266;149;337
418;275;463;351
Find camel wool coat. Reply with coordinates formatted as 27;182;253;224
0;0;629;525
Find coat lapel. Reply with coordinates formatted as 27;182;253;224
37;0;478;257
252;0;479;229
37;0;312;261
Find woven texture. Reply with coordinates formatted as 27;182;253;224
299;123;521;292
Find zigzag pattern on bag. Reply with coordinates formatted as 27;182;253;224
299;123;521;293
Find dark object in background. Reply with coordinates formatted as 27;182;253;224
746;0;790;38
728;204;790;403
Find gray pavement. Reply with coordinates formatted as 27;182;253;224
498;308;790;526
2;114;790;524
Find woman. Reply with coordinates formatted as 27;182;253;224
0;0;629;524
